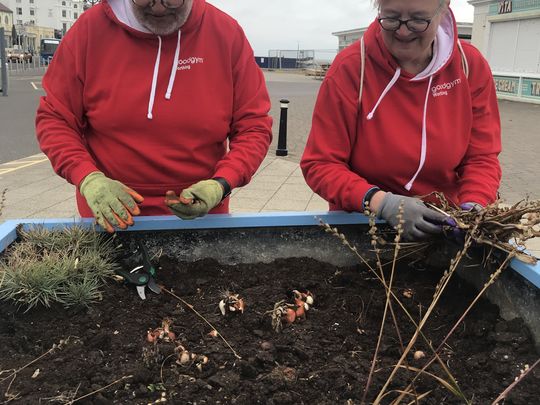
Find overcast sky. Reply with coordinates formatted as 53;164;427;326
206;0;475;56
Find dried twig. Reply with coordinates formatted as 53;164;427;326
0;338;73;384
161;287;241;359
393;251;514;404
380;195;540;265
362;206;405;403
319;219;464;403
491;358;540;404
69;375;132;403
0;188;6;217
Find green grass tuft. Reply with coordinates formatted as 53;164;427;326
0;225;118;311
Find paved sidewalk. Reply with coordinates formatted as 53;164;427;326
0;153;328;220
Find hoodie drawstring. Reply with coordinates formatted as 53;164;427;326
404;75;434;191
147;30;182;120
366;68;401;121
364;67;434;192
147;36;162;120
166;30;182;100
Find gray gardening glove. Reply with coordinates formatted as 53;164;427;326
377;192;448;241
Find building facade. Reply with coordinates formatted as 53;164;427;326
2;0;83;30
1;0;83;52
469;0;540;103
0;2;13;46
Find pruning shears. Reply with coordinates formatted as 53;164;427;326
115;238;161;300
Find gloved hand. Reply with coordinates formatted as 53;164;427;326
165;179;224;220
377;192;449;241
79;172;144;233
443;202;483;242
460;202;483;212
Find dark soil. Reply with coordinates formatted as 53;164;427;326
1;237;539;404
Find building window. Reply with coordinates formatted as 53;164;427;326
62;10;67;18
30;0;34;3
17;19;22;25
48;9;53;17
74;12;78;19
30;9;35;16
62;1;66;5
4;16;8;25
16;7;22;15
63;22;67;32
74;4;77;8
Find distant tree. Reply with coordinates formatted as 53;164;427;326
83;0;101;11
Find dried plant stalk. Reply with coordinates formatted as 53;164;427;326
0;188;6;217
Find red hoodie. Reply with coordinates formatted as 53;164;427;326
36;0;272;216
301;10;501;211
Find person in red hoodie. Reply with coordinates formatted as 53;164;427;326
36;0;272;232
301;0;501;240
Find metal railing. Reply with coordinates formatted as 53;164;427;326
5;58;49;75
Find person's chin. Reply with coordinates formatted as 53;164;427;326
391;44;420;59
143;15;179;35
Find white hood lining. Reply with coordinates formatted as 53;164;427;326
411;10;455;82
109;0;152;33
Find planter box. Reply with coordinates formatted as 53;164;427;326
1;211;540;347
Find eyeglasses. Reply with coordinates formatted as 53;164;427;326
377;5;443;33
131;0;185;9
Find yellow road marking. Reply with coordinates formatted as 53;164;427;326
0;157;49;175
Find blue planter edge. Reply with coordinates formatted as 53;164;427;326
1;211;538;289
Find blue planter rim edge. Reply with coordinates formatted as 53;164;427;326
0;211;538;289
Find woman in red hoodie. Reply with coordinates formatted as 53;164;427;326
301;0;501;240
36;0;272;232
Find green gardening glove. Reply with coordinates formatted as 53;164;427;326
165;179;224;220
80;172;144;233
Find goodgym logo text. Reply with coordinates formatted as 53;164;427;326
177;56;204;71
432;78;461;97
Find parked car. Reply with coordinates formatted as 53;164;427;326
6;49;33;63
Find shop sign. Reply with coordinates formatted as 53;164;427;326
522;78;540;100
493;76;519;95
498;0;512;14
